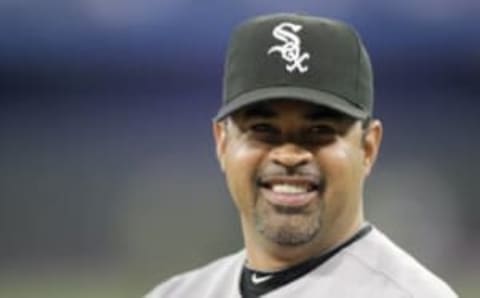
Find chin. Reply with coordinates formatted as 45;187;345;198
255;208;323;247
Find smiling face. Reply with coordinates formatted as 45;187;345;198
214;100;382;260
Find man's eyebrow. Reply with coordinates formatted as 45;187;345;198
304;108;350;121
241;105;277;119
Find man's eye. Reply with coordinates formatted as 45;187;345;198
248;123;281;143
308;125;336;135
250;123;277;134
301;125;338;145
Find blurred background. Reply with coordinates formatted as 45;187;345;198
0;1;479;297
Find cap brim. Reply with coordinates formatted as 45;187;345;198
214;86;369;121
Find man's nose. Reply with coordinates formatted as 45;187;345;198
270;143;313;169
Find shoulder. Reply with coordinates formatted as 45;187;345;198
145;250;245;298
342;226;457;298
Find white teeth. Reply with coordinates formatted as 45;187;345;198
271;184;308;194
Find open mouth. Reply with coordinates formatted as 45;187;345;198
258;177;319;194
257;176;321;207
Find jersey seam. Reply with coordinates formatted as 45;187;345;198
343;250;415;298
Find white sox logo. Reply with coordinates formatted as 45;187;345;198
267;22;310;73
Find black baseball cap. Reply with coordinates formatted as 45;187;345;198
215;13;374;121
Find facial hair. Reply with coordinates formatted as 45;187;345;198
255;198;325;246
254;164;326;246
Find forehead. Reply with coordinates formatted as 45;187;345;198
232;99;351;121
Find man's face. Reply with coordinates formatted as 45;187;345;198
214;100;381;247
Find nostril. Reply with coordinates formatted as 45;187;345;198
270;144;313;165
272;157;310;170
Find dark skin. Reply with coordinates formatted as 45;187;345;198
214;100;382;271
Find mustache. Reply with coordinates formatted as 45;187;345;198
256;162;324;184
258;162;322;177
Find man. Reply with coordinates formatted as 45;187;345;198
146;13;457;297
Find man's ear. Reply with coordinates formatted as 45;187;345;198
362;119;383;177
213;121;227;171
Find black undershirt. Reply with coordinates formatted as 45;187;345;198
240;225;372;298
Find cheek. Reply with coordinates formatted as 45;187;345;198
319;143;364;195
315;143;364;226
224;141;265;210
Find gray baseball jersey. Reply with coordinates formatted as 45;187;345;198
146;227;457;297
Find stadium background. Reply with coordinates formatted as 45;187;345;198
0;1;478;297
